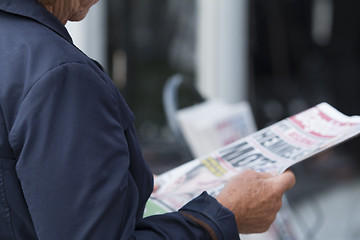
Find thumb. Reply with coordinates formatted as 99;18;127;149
271;170;296;193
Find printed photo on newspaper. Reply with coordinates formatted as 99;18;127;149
144;102;360;217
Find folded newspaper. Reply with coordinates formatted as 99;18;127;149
144;102;360;217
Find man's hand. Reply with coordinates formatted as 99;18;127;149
216;169;296;234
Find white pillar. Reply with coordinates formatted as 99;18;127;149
196;0;248;103
65;0;107;68
196;0;220;100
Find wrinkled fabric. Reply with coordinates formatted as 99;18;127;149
0;0;239;239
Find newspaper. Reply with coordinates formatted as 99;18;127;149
144;102;360;218
176;100;257;157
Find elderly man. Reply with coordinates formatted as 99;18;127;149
0;0;295;239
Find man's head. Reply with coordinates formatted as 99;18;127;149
38;0;99;25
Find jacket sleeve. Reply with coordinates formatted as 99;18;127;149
9;62;239;240
137;192;240;240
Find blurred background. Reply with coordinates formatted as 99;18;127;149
66;0;360;239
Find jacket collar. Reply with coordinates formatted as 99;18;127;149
0;0;73;44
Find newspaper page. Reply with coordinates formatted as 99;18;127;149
144;102;360;218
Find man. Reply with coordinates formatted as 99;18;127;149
0;0;295;239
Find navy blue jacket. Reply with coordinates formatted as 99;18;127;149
0;0;239;239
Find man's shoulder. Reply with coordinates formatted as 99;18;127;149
0;12;102;114
0;13;94;82
0;9;87;66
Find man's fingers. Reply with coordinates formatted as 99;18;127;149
272;170;296;192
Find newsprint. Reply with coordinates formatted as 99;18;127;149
144;102;360;238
